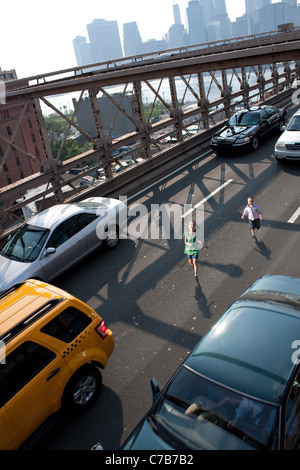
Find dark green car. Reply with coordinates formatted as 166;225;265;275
121;275;300;450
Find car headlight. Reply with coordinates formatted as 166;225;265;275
235;137;251;143
275;142;286;150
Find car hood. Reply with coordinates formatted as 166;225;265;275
216;125;256;138
277;130;300;144
121;418;174;450
0;255;36;292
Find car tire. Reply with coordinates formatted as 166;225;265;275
251;137;259;151
62;365;102;413
104;225;119;249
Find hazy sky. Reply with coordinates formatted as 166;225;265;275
0;0;267;78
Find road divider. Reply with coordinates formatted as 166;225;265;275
288;206;300;224
181;179;233;219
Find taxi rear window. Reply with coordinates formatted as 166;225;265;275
41;307;91;343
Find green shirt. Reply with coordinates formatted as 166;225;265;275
184;231;200;255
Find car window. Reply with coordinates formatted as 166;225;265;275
265;107;275;118
230;112;260;126
284;371;300;449
1;224;49;262
287;116;300;131
41;307;92;343
150;366;279;450
261;110;268;121
0;341;56;407
46;213;97;249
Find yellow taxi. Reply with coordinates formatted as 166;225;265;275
0;279;114;450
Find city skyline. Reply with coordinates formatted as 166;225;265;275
1;0;247;78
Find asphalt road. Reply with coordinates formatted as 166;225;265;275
36;108;300;450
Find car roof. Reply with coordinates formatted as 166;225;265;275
186;275;300;404
25;198;108;230
234;106;269;114
0;280;70;349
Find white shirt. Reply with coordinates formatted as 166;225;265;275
243;204;262;221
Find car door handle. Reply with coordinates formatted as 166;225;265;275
47;367;60;381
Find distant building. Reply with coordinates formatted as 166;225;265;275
87;19;123;63
123;22;142;57
73;36;93;67
138;39;168;54
72;93;137;139
186;1;207;45
0;68;46;188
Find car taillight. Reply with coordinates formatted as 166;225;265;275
96;320;108;339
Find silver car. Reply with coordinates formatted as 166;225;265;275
0;197;127;292
275;109;300;161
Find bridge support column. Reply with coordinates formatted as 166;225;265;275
89;88;112;178
169;76;183;141
257;65;265;102
198;72;210;129
133;81;151;159
32;98;64;203
221;70;232;119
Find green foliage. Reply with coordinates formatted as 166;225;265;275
51;139;93;161
44;113;72;136
44;113;93;160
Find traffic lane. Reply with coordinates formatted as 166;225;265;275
37;141;300;450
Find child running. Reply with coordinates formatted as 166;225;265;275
241;197;263;238
184;220;202;278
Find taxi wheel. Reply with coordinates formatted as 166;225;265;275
63;365;102;412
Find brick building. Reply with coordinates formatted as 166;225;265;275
0;67;46;189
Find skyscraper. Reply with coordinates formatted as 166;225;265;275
186;1;207;44
87;19;123;63
245;0;272;24
173;3;182;25
73;36;93;66
123;22;142;57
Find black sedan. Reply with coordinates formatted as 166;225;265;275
121;275;300;450
211;105;287;154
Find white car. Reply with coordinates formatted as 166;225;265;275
0;197;127;292
274;109;300;161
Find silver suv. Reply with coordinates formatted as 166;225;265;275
275;108;300;162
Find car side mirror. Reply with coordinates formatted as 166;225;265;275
44;247;56;258
281;126;286;132
151;378;160;404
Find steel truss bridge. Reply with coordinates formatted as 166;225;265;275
1;26;300;238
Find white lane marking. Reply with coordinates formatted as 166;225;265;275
127;149;212;201
288;206;300;224
181;179;233;218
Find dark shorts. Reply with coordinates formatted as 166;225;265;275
187;254;198;260
249;218;261;230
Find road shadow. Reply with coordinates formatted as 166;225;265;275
254;237;272;259
194;277;213;318
200;259;243;278
36;386;123;450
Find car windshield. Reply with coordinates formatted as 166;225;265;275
1;224;49;262
149;366;279;450
287;115;300;131
73;201;107;211
229;112;260;126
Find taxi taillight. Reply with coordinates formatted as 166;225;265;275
96;320;108;339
